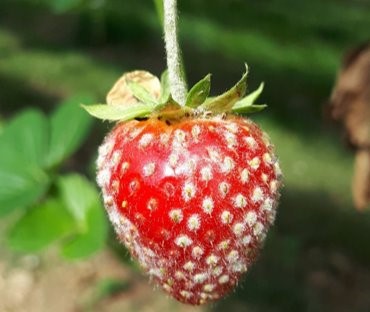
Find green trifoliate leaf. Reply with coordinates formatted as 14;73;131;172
232;82;266;114
199;64;249;113
81;104;152;122
185;74;211;108
159;70;170;104
127;81;158;107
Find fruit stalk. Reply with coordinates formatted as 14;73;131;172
163;0;187;105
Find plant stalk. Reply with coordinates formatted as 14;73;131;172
163;0;187;105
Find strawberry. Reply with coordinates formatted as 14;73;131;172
83;67;282;305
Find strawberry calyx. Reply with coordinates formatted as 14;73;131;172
82;64;266;123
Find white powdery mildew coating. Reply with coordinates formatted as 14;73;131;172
234;194;247;209
187;214;201;231
200;166;213;182
206;254;219;266
143;162;156;177
139;133;154;148
263;152;273;165
253;222;265;236
202;197;214;214
203;284;216;292
224;131;237;149
227;250;239;263
261;198;274;212
194;273;208;284
175;271;186;280
221;156;235;173
212;266;223;277
218;182;230;198
248;157;261;170
169;209;183;223
218;275;230;284
245;211;257;227
97;168;111;188
274;161;283;178
240;168;249;183
180;290;193;299
244;136;258;149
242;235;252;246
169;153;179;168
175;235;193;248
183;261;195;271
252;187;264;203
218;239;230;250
191;246;203;260
233;222;246;237
270;180;279;194
221;210;233;224
182;182;196;201
191;125;201;140
225;122;239;133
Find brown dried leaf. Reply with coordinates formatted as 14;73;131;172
106;71;161;107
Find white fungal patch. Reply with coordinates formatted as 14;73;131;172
221;156;235;173
175;235;193;248
192;246;204;259
244;136;258;149
148;268;163;279
191;125;201;140
207;148;221;162
200;166;213;182
103;195;114;207
120;161;130;175
270;180;278;193
111;179;119;192
139;133;154;147
174;129;187;142
160;133;170;145
274;161;283;178
233;222;246;237
180;290;193;299
221;210;233;224
218;182;230;198
147;198;158;212
129;128;143;140
232;263;246;273
206;254;219;266
261;198;273;212
240;168;249;183
98;141;113;158
248;157;261;170
111;150;121;165
202;197;214;214
225;122;238;133
187;214;201;231
263;153;273;165
169;209;183;223
175;271;186;280
234;194;247;209
203;284;216;292
143;162;156;176
183;182;196;201
242;235;252;246
169;154;179;168
183;261;195;271
218;239;230;251
162;283;172;292
227;250;239;263
224;131;237;149
261;173;268;183
252;187;264;203
245;211;257;227
253;222;265;236
212;266;223;277
218;275;230;284
97;168;111;188
194;273;208;284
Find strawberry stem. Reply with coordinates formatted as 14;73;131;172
163;0;187;105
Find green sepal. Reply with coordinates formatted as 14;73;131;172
159;70;170;104
232;82;267;114
81;104;152;121
127;81;158;107
199;64;248;113
185;74;211;108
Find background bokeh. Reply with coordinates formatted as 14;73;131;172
0;0;370;311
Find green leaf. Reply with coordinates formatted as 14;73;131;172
232;82;265;111
127;81;158;107
46;95;94;168
61;202;108;259
199;64;248;113
7;199;75;252
0;109;49;167
185;74;211;108
0;162;49;216
82;104;152;121
159;70;170;104
58;174;98;228
0;110;50;215
233;104;268;114
49;0;82;13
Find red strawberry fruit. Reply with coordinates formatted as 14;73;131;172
83;67;282;305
